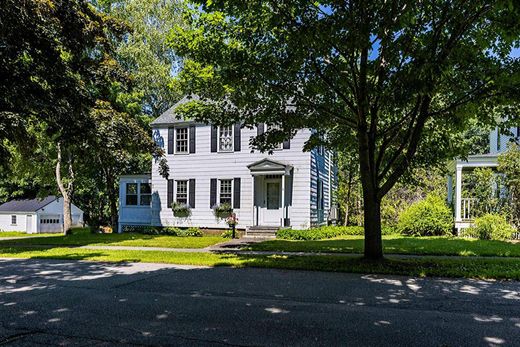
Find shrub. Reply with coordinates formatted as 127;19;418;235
122;225;203;237
463;214;516;241
397;194;453;236
221;229;234;238
276;225;398;241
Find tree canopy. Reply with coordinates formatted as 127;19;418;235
170;0;520;258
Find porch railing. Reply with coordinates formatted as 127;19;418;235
461;198;478;221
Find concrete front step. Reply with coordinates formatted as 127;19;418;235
245;226;279;238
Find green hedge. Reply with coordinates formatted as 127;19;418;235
121;225;203;237
397;194;453;236
461;214;516;241
276;225;398;241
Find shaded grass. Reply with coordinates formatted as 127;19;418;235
0;228;226;249
247;235;520;257
0;246;520;280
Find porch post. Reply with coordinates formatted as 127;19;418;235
455;165;462;223
251;175;255;227
281;175;286;227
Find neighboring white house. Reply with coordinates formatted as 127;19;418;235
0;196;84;233
448;126;519;232
119;101;338;235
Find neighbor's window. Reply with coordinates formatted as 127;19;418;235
11;215;16;225
175;127;189;153
126;183;138;205
219;179;232;205
218;125;233;152
140;183;152;206
176;180;188;204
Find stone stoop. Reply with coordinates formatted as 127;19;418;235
245;226;279;238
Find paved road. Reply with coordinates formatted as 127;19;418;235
0;258;519;346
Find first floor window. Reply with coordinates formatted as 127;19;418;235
11;215;16;225
175;127;189;153
126;183;138;205
219;179;232;205
176;180;188;204
218;125;233;152
140;183;152;206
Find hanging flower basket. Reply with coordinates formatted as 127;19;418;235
172;202;192;218
213;203;233;220
226;213;238;226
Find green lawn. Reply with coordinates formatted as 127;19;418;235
0;231;57;238
0;228;226;249
247;235;520;257
0;246;520;280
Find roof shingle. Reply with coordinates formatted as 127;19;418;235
0;196;57;212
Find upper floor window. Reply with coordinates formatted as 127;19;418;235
11;215;16;225
219;179;232;205
140;183;152;206
175;180;188;204
175;127;189;154
219;126;233;152
266;124;283;150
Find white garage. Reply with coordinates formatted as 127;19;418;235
0;196;84;234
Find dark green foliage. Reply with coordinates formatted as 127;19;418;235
397;195;453;236
171;202;192;218
277;226;398;241
462;214;516;240
213;203;233;219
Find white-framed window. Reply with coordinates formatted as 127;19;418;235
11;215;16;225
175;127;189;154
140;183;152;206
175;180;188;204
218;125;234;152
266;124;283;150
219;179;233;205
126;183;138;205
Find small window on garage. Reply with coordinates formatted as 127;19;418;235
126;183;138;205
11;215;16;225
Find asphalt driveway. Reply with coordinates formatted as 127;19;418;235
0;258;519;346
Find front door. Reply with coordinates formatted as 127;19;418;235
262;178;281;226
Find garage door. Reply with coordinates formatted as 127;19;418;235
39;215;62;233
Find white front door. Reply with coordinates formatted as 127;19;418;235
261;178;282;226
26;215;33;233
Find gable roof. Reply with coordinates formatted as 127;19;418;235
247;158;293;175
0;196;57;213
150;95;200;126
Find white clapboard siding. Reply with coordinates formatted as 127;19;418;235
151;125;312;230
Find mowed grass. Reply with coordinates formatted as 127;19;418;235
0;228;226;249
247;235;520;258
1;246;520;280
0;231;57;238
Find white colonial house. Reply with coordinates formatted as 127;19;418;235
118;103;338;236
448;126;519;232
0;196;84;233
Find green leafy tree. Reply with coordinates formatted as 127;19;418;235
170;1;520;258
92;0;186;116
498;143;520;226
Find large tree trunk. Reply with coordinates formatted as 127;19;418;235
108;184;118;233
56;143;74;235
362;191;383;260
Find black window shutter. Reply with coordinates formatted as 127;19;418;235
257;123;265;136
189;125;196;153
283;139;291;149
167;179;173;208
211;126;218;152
233;177;241;209
189;179;196;208
234;123;241;152
210;178;217;207
168;128;174;154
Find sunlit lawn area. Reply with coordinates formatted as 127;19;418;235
246;235;520;258
0;246;520;280
0;231;57;238
0;228;226;249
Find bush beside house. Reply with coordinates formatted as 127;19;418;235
461;214;516;241
397;194;453;236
